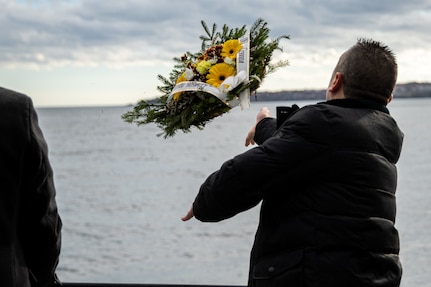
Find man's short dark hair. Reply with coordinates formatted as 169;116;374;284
334;38;398;104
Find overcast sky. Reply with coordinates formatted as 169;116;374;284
1;0;430;107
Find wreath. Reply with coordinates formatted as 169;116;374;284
122;18;289;138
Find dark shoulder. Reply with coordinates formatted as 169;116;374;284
286;103;333;126
290;98;390;123
274;103;333;143
322;98;390;114
0;87;33;133
0;87;31;105
0;87;33;114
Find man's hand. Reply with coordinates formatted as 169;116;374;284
245;107;271;147
245;126;256;146
181;206;194;221
256;107;271;122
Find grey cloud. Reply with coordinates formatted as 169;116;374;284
1;0;430;67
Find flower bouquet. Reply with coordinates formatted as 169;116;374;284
122;18;289;138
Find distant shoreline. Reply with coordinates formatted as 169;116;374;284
251;82;431;102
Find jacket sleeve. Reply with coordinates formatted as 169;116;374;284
193;106;331;222
19;98;62;287
254;117;277;145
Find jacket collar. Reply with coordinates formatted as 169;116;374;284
320;98;390;114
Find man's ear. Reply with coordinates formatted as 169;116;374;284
328;72;343;93
387;94;393;105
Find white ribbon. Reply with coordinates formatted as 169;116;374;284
168;81;229;102
235;34;250;109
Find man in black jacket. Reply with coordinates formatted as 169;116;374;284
0;87;62;287
182;38;404;286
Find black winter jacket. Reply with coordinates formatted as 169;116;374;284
193;99;404;287
0;87;62;287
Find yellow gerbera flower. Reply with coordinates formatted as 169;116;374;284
173;93;181;101
173;73;187;101
206;63;236;88
176;72;187;84
221;39;243;59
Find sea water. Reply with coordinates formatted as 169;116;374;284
36;98;431;286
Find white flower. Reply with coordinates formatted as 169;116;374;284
218;70;247;94
184;68;194;80
224;57;236;66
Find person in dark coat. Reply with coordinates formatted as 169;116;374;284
182;38;404;287
0;87;62;287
